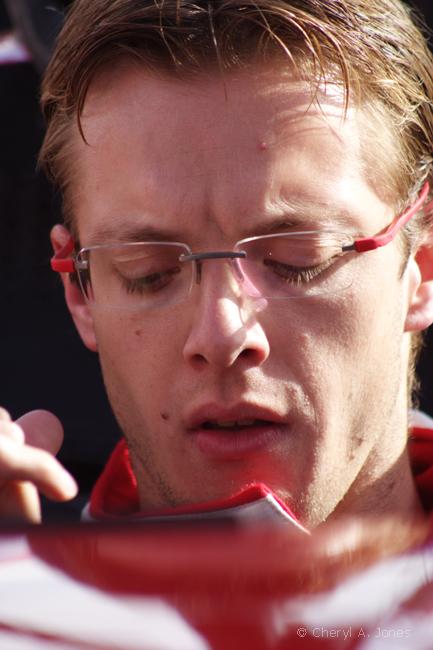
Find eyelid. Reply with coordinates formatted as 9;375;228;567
235;230;354;248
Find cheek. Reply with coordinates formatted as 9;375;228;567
268;267;404;404
92;309;187;391
270;290;364;369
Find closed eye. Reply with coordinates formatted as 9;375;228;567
121;267;181;295
263;256;339;286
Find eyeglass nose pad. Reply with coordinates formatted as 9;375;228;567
230;257;244;283
231;254;264;299
230;257;268;314
195;259;202;284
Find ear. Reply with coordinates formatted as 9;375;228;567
51;225;98;352
404;236;433;333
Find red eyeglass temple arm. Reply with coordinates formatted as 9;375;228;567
51;237;76;272
348;182;430;253
50;182;431;271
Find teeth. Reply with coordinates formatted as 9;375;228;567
211;418;256;428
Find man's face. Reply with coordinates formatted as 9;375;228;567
70;63;419;528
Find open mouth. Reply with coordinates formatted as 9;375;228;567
201;418;273;431
189;413;286;458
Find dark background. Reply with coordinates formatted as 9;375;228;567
0;1;121;519
0;0;432;520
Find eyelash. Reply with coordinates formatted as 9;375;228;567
264;257;338;285
122;268;180;295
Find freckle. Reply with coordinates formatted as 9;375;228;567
135;329;141;337
259;142;268;151
161;412;169;421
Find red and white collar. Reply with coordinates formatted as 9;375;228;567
83;440;307;532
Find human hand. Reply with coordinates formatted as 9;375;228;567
0;408;78;523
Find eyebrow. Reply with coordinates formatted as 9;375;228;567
249;215;343;235
87;206;357;247
87;224;186;246
237;207;357;239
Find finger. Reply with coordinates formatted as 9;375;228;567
0;436;78;501
0;407;12;422
17;410;64;455
0;420;25;444
0;481;41;524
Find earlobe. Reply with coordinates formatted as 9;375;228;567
50;225;98;352
404;239;433;333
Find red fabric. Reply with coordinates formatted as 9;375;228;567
409;427;433;512
90;439;139;517
89;439;298;521
89;427;433;521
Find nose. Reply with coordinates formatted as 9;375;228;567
183;259;270;369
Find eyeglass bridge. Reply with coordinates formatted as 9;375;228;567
179;251;246;284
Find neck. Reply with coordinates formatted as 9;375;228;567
330;443;425;522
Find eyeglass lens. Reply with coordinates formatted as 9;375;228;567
77;243;194;309
235;232;354;300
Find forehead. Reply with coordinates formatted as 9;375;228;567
73;63;391;244
80;62;356;161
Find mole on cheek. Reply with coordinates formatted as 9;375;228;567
161;412;170;421
135;330;141;337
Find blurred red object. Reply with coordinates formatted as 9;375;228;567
20;515;432;650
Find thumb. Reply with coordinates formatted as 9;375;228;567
17;410;64;455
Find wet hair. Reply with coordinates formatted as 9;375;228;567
40;0;433;396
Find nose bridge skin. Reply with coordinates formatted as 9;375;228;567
182;258;271;369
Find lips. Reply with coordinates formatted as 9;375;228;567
186;406;288;459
